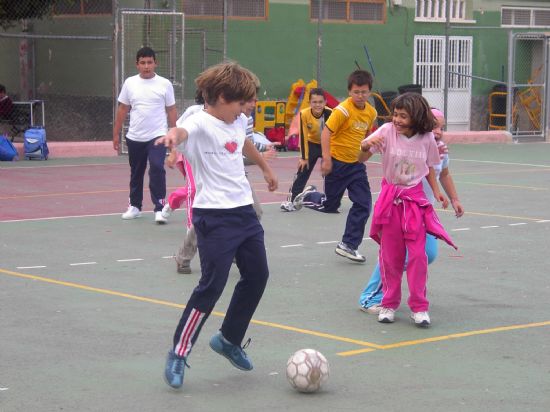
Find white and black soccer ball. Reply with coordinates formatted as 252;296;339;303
286;348;329;393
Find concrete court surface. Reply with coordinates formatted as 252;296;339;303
0;143;549;412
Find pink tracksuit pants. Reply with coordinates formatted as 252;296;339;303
379;202;429;313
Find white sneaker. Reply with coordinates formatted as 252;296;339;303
161;204;172;219
292;185;317;211
411;311;431;327
122;206;141;220
360;304;382;315
155;211;167;224
280;201;296;212
378;308;395;323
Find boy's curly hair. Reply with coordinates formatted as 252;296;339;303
195;61;260;106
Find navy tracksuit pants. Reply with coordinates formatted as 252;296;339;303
289;142;322;201
172;205;269;358
309;158;372;250
125;137;167;212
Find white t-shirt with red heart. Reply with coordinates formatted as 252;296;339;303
177;110;253;209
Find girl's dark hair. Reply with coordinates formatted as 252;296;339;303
347;70;373;91
390;92;437;134
194;88;205;105
136;46;156;62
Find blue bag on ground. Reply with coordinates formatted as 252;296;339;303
24;127;49;160
0;134;18;161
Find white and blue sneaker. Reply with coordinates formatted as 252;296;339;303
335;241;366;263
292;185;317;211
209;331;253;371
280;201;297;212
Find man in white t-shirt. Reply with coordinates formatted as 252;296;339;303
113;46;177;223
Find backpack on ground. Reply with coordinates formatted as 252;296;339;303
0;134;18;161
24;127;49;160
286;133;300;151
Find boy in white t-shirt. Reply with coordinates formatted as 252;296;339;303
113;47;177;223
156;62;278;390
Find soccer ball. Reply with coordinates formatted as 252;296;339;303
286;348;329;393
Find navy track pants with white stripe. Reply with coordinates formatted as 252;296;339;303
172;205;269;358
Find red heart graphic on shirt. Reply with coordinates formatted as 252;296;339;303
224;141;238;153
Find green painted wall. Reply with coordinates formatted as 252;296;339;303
226;2;540;100
227;3;423;99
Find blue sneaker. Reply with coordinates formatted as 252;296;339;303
209;332;253;371
164;350;189;389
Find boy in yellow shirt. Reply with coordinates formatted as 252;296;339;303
294;70;377;263
281;88;332;212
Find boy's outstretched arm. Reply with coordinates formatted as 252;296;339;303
155;127;189;149
439;167;464;217
243;138;278;192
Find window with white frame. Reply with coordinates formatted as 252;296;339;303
414;36;471;91
415;0;473;22
501;7;550;28
183;0;267;19
310;0;385;23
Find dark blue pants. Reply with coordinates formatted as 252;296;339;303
289;142;322;201
172;205;269;354
125;137;166;212
310;158;372;250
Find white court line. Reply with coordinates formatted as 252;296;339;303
453;159;550;168
281;244;303;248
509;222;527;226
536;220;550;223
16;266;46;269
1;211;161;223
452;228;471;231
69;262;97;266
116;258;144;262
481;226;499;229
316;241;339;245
2;212;124;223
162;256;174;259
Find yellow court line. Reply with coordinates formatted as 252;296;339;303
0;268;383;350
249;319;383;349
337;320;550;357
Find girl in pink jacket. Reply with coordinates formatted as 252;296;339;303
360;93;456;327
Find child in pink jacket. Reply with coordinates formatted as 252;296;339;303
360;93;457;327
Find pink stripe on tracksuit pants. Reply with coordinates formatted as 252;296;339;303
169;154;195;228
370;179;457;313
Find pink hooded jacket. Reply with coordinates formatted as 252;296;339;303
370;179;457;250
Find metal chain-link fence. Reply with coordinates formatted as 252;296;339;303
0;0;225;143
0;0;113;141
508;32;547;139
